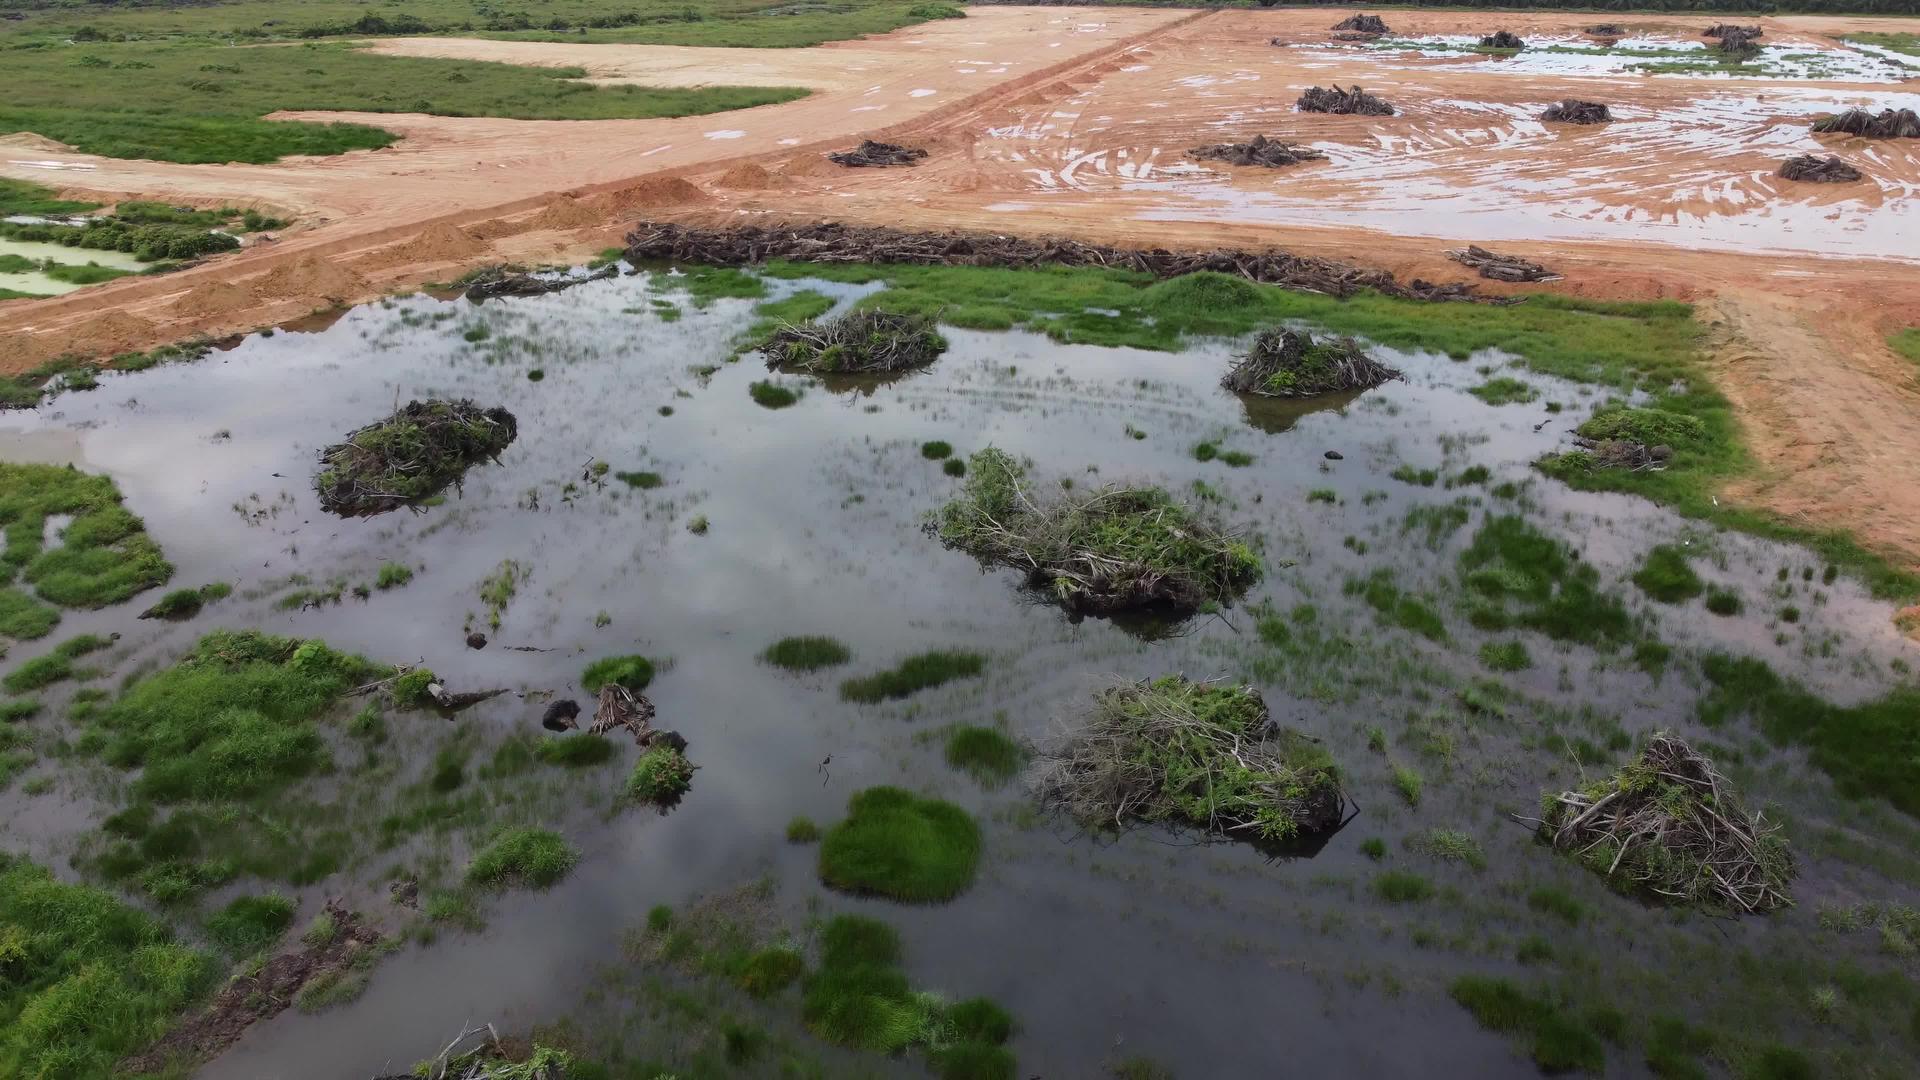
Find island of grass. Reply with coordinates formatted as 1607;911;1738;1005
818;786;981;902
0;462;174;638
764;309;947;375
313;399;517;516
1458;515;1634;648
804;914;1015;1075
936;448;1259;615
1034;677;1345;846
1222;328;1402;398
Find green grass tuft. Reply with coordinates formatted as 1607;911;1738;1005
786;816;821;843
943;725;1025;786
614;469;664;489
840;649;984;703
465;826;578;889
204;893;296;956
375;562;413;590
819;786;981;902
749;380;801;409
921;440;954;460
1469;376;1539;405
1632;544;1704;603
762;635;852;672
1458;515;1634;647
581;654;654;693
534;733;615;767
626;745;695;804
1479;640;1532;672
1374;870;1434;902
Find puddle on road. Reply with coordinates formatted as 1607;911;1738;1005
2;268;1914;1076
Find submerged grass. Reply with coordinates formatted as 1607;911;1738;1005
0;462;173;617
1458;515;1635;648
840;649;984;703
943;725;1025;787
1633;544;1704;604
761;635;852;672
1449;976;1606;1074
818;786;980;902
465;826;578;889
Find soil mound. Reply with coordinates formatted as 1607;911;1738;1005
0;131;78;154
67;310;154;355
1188;134;1325;169
1331;14;1388;34
780;153;840;179
1543;100;1613;125
1702;24;1762;39
252;253;370;302
1812;107;1920;139
1715;26;1763;59
1447;245;1560;282
1297;85;1393;116
1585;23;1625;35
0;331;53;370
599;176;712;214
1223;329;1402;398
1779;154;1862;182
828;140;927;168
170;279;261;318
355;222;488;271
467;217;531;240
714;163;789;190
527;194;603;230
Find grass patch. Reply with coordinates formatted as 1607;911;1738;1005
204;893;296;956
803;913;1016;1072
1705;585;1743;616
1449;976;1605;1074
374;562;413;590
943;725;1024;786
749;380;801;409
921;440;954;460
1632;544;1704;604
1528;886;1585;926
1469;376;1539;405
840;649;984;704
818;786;980;902
136;582;228;621
465;826;578;889
1392;762;1424;807
2;632;110;694
0;698;41;722
786;816;821;844
1459;515;1634;647
761;635;852;672
581;654;655;693
1479;639;1532;672
534;732;615;767
614;469;664;490
1375;870;1433;902
626;745;695;804
0;589;58;642
0;462;173;615
1890;327;1920;365
1345;568;1447;642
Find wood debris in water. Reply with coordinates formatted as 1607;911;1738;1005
1543;100;1612;125
1296;84;1394;116
1187;134;1326;169
1811;107;1920;139
827;140;927;167
1778;154;1862;182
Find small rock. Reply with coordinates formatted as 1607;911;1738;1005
644;729;689;754
1324;450;1344;460
465;632;488;649
542;699;581;732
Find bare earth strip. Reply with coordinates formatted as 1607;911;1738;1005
3;7;1920;571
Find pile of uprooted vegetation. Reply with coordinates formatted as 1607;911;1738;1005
314;399;517;516
1297;84;1394;116
1222;328;1402;398
1331;13;1389;34
1714;26;1763;59
1532;733;1795;913
1779;154;1862;182
934;448;1260;615
1542;100;1612;125
1446;245;1559;283
1034;677;1345;844
465;264;614;300
1480;30;1525;50
1812;107;1920;138
1187;134;1326;169
828;140;927;167
625;221;1490;302
1539;404;1703;476
1585;23;1625;36
763;309;947;374
1702;24;1761;40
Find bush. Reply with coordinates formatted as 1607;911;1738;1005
819;786;981;902
581;655;654;692
465;826;578;889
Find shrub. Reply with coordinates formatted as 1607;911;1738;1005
581;655;654;692
465;826;578;888
819;786;981;902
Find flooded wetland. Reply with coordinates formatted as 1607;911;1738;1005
3;254;1918;1079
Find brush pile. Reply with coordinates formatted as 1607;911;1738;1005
1034;677;1345;844
1328;31;1376;43
466;264;615;300
1446;245;1561;283
1715;26;1763;59
1585;23;1625;35
591;685;656;743
625;221;1494;302
1187;134;1326;169
314;400;517;516
1812;107;1920;138
1566;435;1673;471
1543;100;1612;124
1222;328;1402;398
828;140;927;167
1331;13;1389;34
1778;154;1862;182
1479;30;1525;50
1702;24;1761;39
764;310;947;374
1534;733;1795;913
934;449;1260;615
1298;84;1394;116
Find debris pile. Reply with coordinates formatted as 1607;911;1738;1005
1331;13;1389;34
1533;734;1795;913
828;140;927;167
934;449;1261;615
1479;30;1525;50
624;221;1494;302
1811;107;1920;138
1585;23;1626;35
465;264;615;301
1034;677;1345;844
1187;134;1327;169
1543;100;1613;125
1446;245;1561;282
1568;436;1672;471
1778;154;1863;182
1715;26;1763;59
1297;84;1394;116
764;309;947;374
1702;24;1762;39
313;399;518;516
1222;329;1402;398
1328;31;1376;43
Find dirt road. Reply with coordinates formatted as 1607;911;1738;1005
3;7;1919;572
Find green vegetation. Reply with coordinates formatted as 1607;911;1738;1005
1705;585;1743;616
375;562;413;590
922;440;954;460
1346;568;1446;641
137;582;229;621
1374;870;1434;902
937;448;1259;615
840;649;985;704
1480;639;1532;672
1890;327;1920;365
534;733;616;767
1392;763;1424;807
1459;515;1634;648
2;633;110;694
1449;976;1606;1074
314;400;517;517
0;589;59;641
1410;828;1486;869
626;745;695;804
943;725;1025;786
581;654;655;693
1469;376;1539;405
818;786;981;902
0;463;172;619
465;826;578;889
1633;544;1705;604
0;177;96;217
1527;885;1585;926
0;699;40;722
786;816;821;844
748;289;837;339
204;893;296;956
615;469;664;489
761;635;852;672
943;458;967;478
749;381;802;409
0;853;215;1078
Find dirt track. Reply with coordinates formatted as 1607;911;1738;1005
3;7;1920;572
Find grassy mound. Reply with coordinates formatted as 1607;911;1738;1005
1222;328;1402;399
818;786;980;902
936;449;1259;615
465;826;578;889
762;635;852;672
1035;677;1344;845
840;649;984;703
581;655;654;692
313;399;516;516
626;745;694;804
0;462;173;620
765;310;947;374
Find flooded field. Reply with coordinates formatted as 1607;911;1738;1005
3;262;1917;1079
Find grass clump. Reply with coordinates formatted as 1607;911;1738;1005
0;853;215;1078
0;589;60;640
943;458;967;478
786;816;821;843
943;725;1025;786
0;462;173;615
2;632;110;693
204;893;296;956
1375;870;1434;902
615;469;664;489
921;440;954;460
1035;677;1344;845
803;913;1017;1071
1705;586;1743;616
465;826;578;889
581;654;654;692
766;310;947;374
1480;640;1532;672
762;635;852;672
626;745;695;804
313;399;516;516
1469;376;1539;405
136;582;229;621
840;649;984;703
1346;568;1447;641
1527;886;1584;926
1458;515;1633;647
1890;327;1920;365
749;380;802;409
374;562;413;590
1449;976;1605;1074
534;732;615;767
936;448;1260;615
1392;763;1424;807
819;786;981;902
0;698;41;722
1632;544;1704;603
